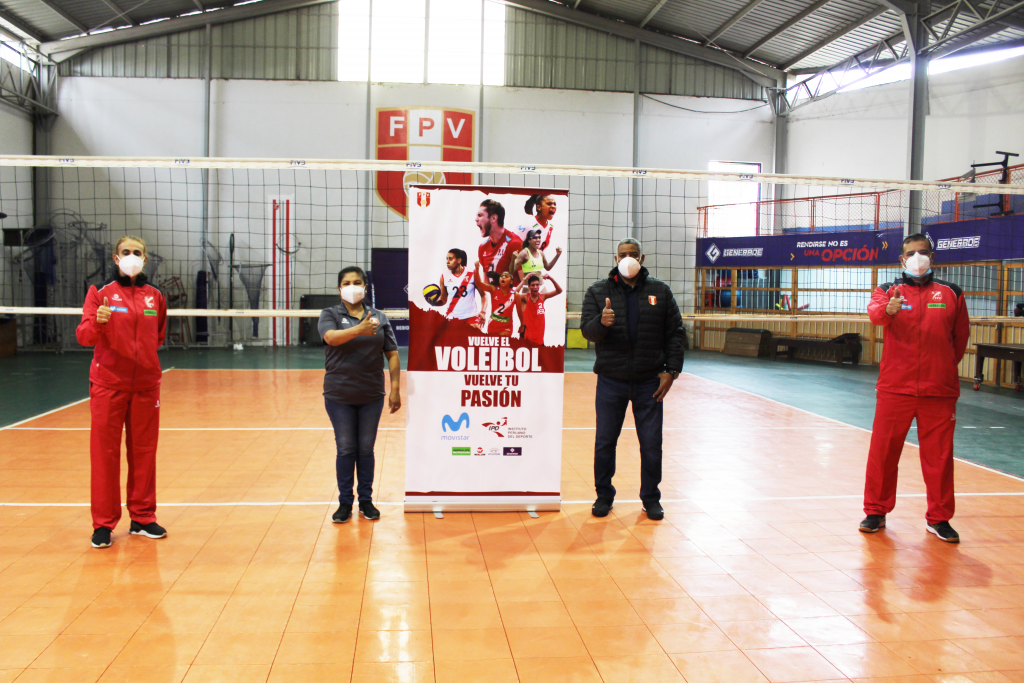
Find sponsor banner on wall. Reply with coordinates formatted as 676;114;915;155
924;215;1024;263
697;228;903;268
405;185;568;512
376;107;474;218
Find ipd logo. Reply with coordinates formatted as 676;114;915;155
442;413;470;432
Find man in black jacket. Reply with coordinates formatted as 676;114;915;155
580;238;684;520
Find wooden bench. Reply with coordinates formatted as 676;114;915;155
770;332;862;366
973;343;1024;392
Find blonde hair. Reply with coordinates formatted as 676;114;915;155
114;235;147;255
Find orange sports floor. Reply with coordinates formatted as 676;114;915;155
1;370;1023;683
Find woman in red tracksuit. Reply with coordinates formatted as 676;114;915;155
76;235;168;549
860;233;970;543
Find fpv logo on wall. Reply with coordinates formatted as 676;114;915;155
441;413;471;432
376;107;475;219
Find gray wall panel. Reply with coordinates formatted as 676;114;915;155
57;2;758;99
505;7;763;100
59;3;338;81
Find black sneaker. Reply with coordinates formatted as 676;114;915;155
332;504;352;524
359;501;381;520
643;501;664;521
130;520;167;539
927;521;960;543
592;498;613;517
859;515;886;533
91;527;112;548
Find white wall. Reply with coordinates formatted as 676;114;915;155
53;78;206;157
0;101;32;155
787;54;1024;181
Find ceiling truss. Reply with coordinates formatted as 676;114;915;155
0;41;58;115
783;0;1024;114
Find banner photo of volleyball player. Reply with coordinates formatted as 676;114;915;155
405;185;568;512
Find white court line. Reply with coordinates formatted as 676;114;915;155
686;372;1024;484
0;398;90;430
3;492;1024;507
0;367;176;431
5;369;1020;483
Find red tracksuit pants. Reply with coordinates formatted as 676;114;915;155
864;391;957;525
90;384;160;530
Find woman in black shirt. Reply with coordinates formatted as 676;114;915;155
318;266;401;523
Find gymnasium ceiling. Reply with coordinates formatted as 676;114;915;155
1;0;1023;76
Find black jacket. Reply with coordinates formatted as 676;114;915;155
580;266;684;381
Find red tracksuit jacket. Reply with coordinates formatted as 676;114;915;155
867;274;970;398
76;273;167;392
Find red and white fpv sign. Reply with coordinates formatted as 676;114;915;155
376;107;474;218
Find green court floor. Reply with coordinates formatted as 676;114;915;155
2;347;1022;479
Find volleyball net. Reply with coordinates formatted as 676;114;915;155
1;155;1022;353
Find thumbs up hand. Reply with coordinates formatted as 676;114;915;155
601;297;615;327
96;297;112;324
885;285;902;316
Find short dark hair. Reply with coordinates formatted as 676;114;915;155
902;233;932;254
526;273;542;284
448;248;468;267
480;199;505;227
338;266;367;287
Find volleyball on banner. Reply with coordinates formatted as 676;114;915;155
404;185;568;512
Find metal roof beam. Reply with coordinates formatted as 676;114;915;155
503;0;784;86
95;0;140;28
921;0;1024;52
0;8;47;43
35;0;89;33
783;0;1024;113
638;0;669;28
875;0;920;14
780;6;888;70
742;0;833;58
704;0;767;45
40;0;335;54
932;31;1024;56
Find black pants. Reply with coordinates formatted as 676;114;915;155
593;374;663;503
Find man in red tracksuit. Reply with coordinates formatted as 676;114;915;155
861;233;970;543
76;235;168;549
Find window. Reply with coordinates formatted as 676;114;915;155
338;0;505;85
337;0;370;82
372;0;426;84
0;41;26;69
706;161;761;237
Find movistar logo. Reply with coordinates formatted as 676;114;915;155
441;413;470;432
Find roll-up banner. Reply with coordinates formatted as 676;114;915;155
405;185;568;512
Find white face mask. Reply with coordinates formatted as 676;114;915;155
903;252;931;278
340;284;365;304
617;256;640;279
117;254;145;278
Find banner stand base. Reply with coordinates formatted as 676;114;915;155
404;498;561;514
